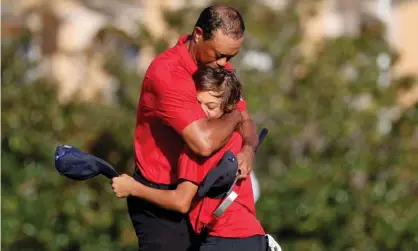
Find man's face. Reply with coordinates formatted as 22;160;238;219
193;28;243;68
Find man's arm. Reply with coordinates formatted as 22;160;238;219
181;110;242;156
183;107;257;158
239;109;259;151
154;70;242;157
235;109;258;179
130;181;198;214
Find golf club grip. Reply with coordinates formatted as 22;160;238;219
255;128;268;153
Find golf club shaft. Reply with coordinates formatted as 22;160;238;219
255;128;268;153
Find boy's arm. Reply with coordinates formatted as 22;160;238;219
130;181;198;214
117;147;204;214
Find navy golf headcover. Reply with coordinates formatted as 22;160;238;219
55;145;119;180
197;150;238;199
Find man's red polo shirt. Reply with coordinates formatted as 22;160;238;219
134;34;246;185
177;132;265;238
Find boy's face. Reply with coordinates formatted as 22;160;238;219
197;90;224;119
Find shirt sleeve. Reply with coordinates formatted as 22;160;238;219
152;66;207;134
225;62;233;70
237;98;246;112
177;146;206;185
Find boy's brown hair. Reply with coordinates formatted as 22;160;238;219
192;68;243;113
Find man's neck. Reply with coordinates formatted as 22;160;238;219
185;37;198;65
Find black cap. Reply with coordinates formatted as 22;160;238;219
197;150;238;199
54;145;119;180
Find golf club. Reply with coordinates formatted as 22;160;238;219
213;127;268;217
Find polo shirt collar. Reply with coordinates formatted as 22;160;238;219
177;34;198;75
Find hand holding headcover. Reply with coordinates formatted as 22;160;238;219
196;128;269;199
54;145;119;180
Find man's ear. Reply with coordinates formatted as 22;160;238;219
193;27;204;43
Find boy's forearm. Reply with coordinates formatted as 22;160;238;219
130;182;183;212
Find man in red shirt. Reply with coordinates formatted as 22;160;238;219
112;5;258;251
113;67;271;251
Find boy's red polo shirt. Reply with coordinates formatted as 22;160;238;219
177;132;265;238
134;34;246;185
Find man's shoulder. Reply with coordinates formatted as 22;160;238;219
147;48;176;73
148;42;190;71
146;48;189;80
144;50;194;92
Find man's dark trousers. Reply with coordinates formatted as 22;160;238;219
127;169;196;251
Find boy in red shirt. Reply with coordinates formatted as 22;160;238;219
115;67;281;250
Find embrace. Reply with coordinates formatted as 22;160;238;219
111;5;282;251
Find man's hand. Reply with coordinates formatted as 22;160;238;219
236;144;255;179
236;110;258;179
111;174;136;198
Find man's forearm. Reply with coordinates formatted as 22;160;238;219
239;118;258;151
183;109;242;156
238;109;258;151
235;116;258;178
204;109;243;153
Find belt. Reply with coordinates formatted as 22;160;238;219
133;168;177;190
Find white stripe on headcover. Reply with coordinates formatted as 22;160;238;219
213;191;238;218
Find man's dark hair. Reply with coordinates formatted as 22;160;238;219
193;68;243;113
194;5;245;40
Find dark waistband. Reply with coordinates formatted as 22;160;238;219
133;168;177;190
205;234;266;240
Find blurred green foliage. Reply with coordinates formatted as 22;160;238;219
2;1;418;251
2;29;142;251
